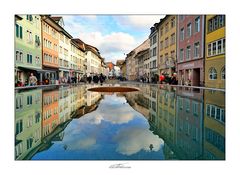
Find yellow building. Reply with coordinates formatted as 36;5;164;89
205;15;225;89
203;90;225;159
158;15;177;76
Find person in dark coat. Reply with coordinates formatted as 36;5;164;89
170;73;178;85
99;73;104;85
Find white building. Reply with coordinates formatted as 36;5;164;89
114;65;121;77
85;44;102;75
149;23;159;81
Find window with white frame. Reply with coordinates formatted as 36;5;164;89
186;46;191;60
180;49;184;62
221;67;225;80
187;23;192;37
16;95;23;110
209;67;217;80
195;16;200;33
207;38;225;57
206;103;225;123
35;56;40;65
180;28;184;41
194;42;200;58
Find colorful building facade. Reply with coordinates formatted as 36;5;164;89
15;89;42;159
177;15;205;86
41;15;62;84
158;15;177;77
203;90;225;159
205;15;225;89
15;15;42;86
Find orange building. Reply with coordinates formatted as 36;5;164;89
41;15;62;84
42;88;59;138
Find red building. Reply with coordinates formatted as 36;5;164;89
106;62;115;71
177;15;205;86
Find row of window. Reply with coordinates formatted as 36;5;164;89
15;51;41;65
160;33;176;50
208;15;225;33
207;38;225;57
16;94;41;110
179;42;200;62
15;112;41;135
178;97;200;117
209;67;225;80
43;107;58;120
43;94;58;105
43;53;58;64
180;16;201;41
206;103;225;123
205;127;225;152
160;17;176;36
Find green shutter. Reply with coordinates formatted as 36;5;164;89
20;26;22;39
16;24;19;37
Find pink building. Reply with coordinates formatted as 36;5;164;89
177;15;205;86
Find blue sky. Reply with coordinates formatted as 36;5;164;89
61;15;165;64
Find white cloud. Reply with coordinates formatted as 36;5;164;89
65;137;96;150
115;15;165;30
80;32;137;63
114;126;164;156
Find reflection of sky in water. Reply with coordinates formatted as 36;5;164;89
32;94;165;160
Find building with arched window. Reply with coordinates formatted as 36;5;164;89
205;15;225;89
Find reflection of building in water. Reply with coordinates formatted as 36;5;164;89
86;90;102;106
158;86;176;151
76;86;86;110
59;86;70;124
203;90;225;160
42;88;59;138
175;87;204;159
148;85;177;159
69;86;78;115
15;89;42;160
149;85;158;123
124;89;150;120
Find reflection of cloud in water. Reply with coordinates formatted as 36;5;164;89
114;127;164;156
78;94;137;125
65;137;96;150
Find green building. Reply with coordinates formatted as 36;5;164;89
15;89;42;160
15;15;42;86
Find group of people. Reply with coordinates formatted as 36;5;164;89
159;72;178;85
86;73;106;84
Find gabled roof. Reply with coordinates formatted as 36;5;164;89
71;38;86;51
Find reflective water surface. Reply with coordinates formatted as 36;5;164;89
15;84;225;160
